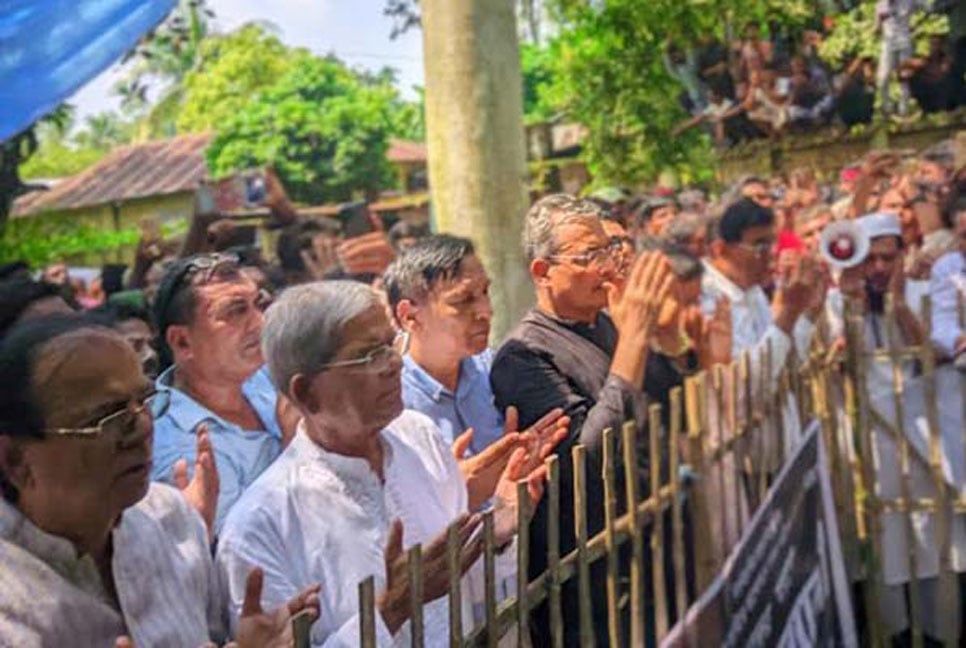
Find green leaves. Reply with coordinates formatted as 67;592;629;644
205;55;399;204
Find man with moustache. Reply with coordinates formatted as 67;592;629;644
0;316;319;646
490;194;673;646
151;253;289;532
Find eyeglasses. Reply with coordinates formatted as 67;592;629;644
548;241;620;268
44;390;170;442
316;331;410;373
734;240;775;257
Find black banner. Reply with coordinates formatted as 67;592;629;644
663;422;857;647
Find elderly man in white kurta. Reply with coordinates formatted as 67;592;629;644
0;317;318;647
217;281;555;646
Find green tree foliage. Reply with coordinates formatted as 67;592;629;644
177;23;292;132
0;217;140;266
116;0;214;138
205;54;399;204
819;0;948;67
538;0;814;187
521;42;556;123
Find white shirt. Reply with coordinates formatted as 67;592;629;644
701;261;815;463
217;410;506;647
826;280;930;400
700;260;814;382
0;483;222;647
929;251;965;358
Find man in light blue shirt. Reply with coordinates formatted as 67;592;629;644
383;235;505;455
150;254;286;532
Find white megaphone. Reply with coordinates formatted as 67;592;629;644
819;220;870;270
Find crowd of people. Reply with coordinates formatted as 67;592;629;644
670;6;966;148
0;130;965;646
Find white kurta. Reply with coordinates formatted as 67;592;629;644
700;261;814;465
217;410;502;647
0;483;222;647
827;281;965;637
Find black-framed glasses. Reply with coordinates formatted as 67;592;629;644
316;331;410;373
44;390;170;442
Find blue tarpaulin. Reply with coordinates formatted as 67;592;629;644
0;0;176;142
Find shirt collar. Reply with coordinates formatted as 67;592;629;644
701;259;753;303
155;365;280;438
401;353;489;403
291;420;394;483
402;354;449;402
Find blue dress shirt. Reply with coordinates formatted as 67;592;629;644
151;365;283;533
401;350;505;455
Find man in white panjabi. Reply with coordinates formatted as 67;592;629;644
0;317;319;647
217;281;555;646
826;212;966;642
699;197;825;562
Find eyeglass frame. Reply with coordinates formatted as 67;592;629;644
733;239;775;257
547;240;622;268
314;331;410;373
43;390;170;441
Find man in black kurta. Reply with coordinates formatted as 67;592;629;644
490;195;672;646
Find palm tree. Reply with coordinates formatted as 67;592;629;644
116;0;215;139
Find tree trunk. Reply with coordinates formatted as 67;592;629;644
421;0;532;342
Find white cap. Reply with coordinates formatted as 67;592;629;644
855;212;902;240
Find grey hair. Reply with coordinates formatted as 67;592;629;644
523;193;606;261
261;280;379;396
662;212;708;247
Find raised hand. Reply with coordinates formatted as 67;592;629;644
300;234;340;280
233;568;321;648
606;251;674;386
491;446;553;546
337;215;396;276
696;298;732;368
377;515;484;634
452;426;525;511
173;424;220;540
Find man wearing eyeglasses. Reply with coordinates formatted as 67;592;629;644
150;253;285;533
217;281;553;645
489;194;674;646
0;316;319;646
701;198;825;488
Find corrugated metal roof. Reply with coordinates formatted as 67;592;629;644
386;139;426;164
13;132;212;218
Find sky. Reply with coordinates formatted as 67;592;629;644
69;0;425;120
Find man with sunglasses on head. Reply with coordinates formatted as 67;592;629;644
151;253;287;533
0;315;319;646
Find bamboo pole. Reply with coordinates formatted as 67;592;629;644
602;428;621;648
649;405;669;641
668;388;689;623
846;302;886;648
685;373;715;591
360;576;377;648
447;523;463;647
516;480;531;648
884;297;923;647
483;512;498;648
622;420;645;647
408;545;425;647
546;455;564;648
918;296;958;645
572;445;595;648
